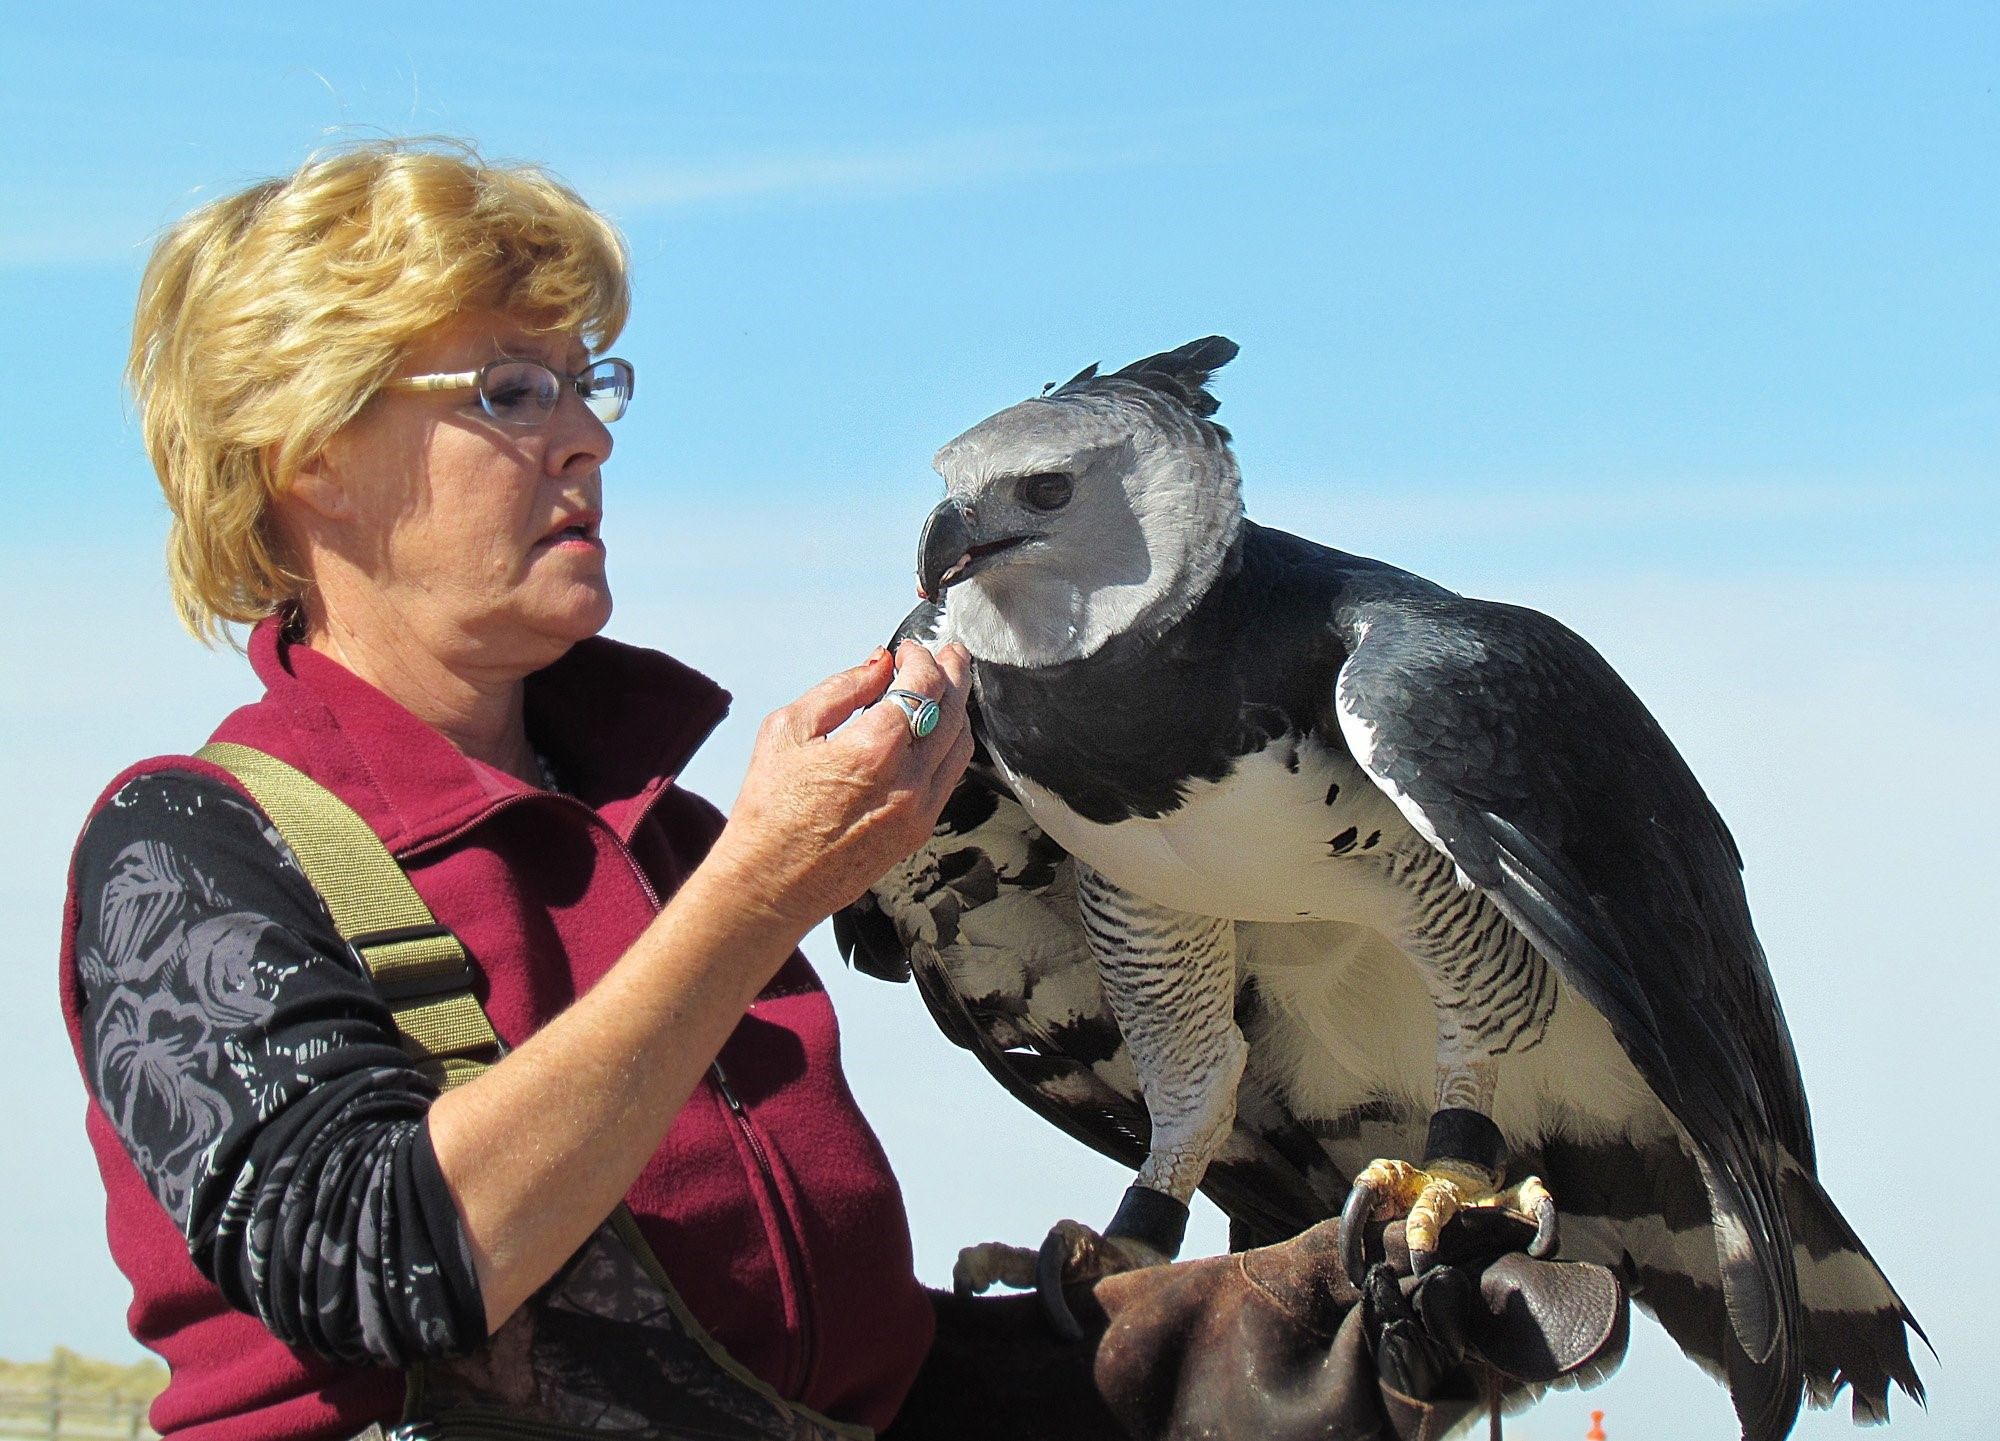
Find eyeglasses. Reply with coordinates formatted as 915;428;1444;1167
386;356;635;425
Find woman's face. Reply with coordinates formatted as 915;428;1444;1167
289;310;616;675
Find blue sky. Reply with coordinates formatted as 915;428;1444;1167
3;4;1993;1437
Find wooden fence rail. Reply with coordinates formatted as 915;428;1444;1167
0;1383;155;1441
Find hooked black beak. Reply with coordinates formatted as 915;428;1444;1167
917;498;1036;600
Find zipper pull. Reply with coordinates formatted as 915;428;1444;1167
711;1059;745;1113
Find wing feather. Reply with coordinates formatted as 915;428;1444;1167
1333;594;1814;1440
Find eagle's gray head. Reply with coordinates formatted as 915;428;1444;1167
921;336;1243;669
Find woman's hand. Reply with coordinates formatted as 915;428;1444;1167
703;639;976;942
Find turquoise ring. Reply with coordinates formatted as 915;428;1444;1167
885;687;942;741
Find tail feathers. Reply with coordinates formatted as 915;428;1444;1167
1535;1133;1795;1437
1547;1135;1926;1438
1605;1254;1797;1441
1799;1304;1926;1421
1723;1316;1803;1441
1782;1158;1929;1422
1621;1261;1832;1441
1690;1147;1804;1441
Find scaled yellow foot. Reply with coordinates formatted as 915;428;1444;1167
1344;1157;1557;1277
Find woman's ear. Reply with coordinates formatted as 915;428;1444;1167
280;443;355;523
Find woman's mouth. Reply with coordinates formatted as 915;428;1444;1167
538;513;604;549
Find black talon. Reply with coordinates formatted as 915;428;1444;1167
1408;1237;1439;1278
1035;1228;1086;1342
1411;1262;1477;1364
1528;1193;1560;1259
1339;1180;1379;1286
1364;1262;1447;1399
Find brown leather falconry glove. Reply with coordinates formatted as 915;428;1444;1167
886;1211;1628;1441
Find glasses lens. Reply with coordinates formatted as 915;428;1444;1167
579;358;634;422
480;361;562;424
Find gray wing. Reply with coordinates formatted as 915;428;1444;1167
835;602;1347;1247
1333;592;1815;1441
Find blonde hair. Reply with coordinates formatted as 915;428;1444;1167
128;138;630;643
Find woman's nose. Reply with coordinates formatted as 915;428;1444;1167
548;392;613;474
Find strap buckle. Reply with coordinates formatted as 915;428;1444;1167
344;923;470;1000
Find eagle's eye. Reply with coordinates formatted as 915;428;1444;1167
1019;473;1074;512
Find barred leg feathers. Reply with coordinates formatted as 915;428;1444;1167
1076;864;1247;1209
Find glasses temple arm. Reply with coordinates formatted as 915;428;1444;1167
386;371;481;393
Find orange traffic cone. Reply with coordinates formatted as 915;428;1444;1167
1585;1410;1607;1440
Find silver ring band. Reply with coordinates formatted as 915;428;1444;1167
884;687;942;741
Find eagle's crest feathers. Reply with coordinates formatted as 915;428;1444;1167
1050;336;1239;440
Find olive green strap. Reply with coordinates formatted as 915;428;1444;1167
195;741;498;1089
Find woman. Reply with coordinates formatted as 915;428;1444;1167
61;139;1617;1441
63;138;972;1439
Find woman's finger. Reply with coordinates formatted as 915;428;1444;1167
835;674;929;758
829;641;950;760
889;640;972;729
935;641;972;697
783;649;893;741
886;639;947;703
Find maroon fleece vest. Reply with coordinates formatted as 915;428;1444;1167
57;618;935;1439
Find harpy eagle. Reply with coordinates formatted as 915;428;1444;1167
836;338;1925;1440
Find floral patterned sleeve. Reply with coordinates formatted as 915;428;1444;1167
72;769;487;1366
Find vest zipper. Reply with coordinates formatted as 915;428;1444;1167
710;1056;817;1398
